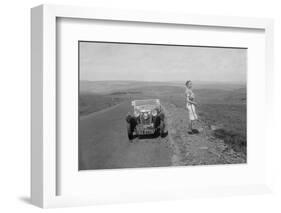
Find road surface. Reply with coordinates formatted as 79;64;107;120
79;101;172;170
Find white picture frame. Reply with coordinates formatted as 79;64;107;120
31;4;274;208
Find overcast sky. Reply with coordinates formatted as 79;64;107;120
79;42;247;83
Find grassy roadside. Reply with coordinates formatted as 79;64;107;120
198;103;247;155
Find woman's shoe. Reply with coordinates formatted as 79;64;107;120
192;129;199;134
188;130;193;134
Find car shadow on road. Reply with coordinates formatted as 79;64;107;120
136;131;169;140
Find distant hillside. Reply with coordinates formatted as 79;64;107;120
195;87;246;104
80;80;246;94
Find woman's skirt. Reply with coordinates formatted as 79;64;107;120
186;103;198;121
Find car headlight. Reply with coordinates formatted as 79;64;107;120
134;110;140;117
151;109;157;116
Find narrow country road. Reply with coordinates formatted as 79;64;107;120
79;101;172;170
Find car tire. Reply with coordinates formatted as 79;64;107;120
160;120;165;137
128;133;134;141
126;115;137;141
127;123;134;140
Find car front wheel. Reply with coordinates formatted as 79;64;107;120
160;120;165;137
127;123;134;140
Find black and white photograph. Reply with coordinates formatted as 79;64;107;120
78;41;247;170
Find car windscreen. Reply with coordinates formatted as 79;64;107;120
134;99;159;106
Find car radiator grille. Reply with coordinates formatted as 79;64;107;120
140;113;152;125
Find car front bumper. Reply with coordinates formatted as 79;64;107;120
136;124;155;135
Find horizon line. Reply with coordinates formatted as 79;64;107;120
80;79;247;84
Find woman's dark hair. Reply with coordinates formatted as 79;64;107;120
185;80;191;86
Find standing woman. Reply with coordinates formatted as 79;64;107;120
185;80;198;134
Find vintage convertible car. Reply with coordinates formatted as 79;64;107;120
125;99;166;140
